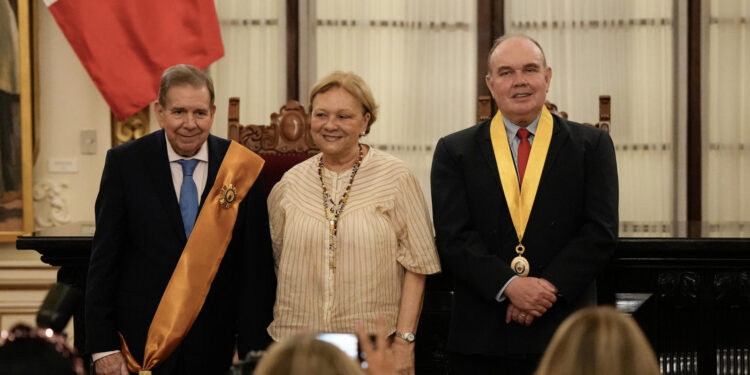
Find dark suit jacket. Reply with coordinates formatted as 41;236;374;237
85;130;276;374
431;114;618;356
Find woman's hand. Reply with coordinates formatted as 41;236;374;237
391;338;415;375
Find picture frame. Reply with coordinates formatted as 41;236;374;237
0;0;34;242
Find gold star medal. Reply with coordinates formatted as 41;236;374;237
219;183;237;208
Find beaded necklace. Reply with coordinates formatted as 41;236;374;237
318;144;364;269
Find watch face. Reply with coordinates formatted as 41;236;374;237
401;332;415;342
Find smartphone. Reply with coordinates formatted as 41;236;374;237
315;333;361;362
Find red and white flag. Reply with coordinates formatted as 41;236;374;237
44;0;224;120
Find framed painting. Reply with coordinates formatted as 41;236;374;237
0;0;34;242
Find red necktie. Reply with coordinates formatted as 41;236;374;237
517;128;531;184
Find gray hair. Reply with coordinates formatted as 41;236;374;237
158;64;215;107
487;34;548;75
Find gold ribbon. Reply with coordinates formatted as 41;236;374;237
120;141;264;373
489;106;553;249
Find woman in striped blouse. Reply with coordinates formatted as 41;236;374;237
267;71;441;374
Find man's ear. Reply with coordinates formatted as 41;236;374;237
154;102;166;129
485;74;494;98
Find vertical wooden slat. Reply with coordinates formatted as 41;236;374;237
477;0;504;121
687;0;702;238
286;0;299;100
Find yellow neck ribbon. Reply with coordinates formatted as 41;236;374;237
119;141;264;374
489;106;553;244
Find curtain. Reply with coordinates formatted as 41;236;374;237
311;0;478;207
505;0;675;237
210;0;286;138
705;0;750;237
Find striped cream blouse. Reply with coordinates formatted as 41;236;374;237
267;147;441;340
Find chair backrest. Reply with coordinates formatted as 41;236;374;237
228;98;319;195
477;95;612;133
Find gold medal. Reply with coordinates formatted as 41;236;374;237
219;183;237;208
510;244;530;277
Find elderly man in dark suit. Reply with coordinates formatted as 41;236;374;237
431;35;618;375
86;64;276;375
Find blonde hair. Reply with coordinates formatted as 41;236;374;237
252;334;364;375
308;71;379;135
535;306;660;375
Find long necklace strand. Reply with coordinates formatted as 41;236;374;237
318;144;364;265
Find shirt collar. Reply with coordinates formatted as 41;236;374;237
165;132;209;163
502;112;541;138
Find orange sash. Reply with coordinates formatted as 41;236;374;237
119;141;264;374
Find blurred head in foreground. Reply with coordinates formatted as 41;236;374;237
0;323;85;375
253;334;363;375
535;306;660;375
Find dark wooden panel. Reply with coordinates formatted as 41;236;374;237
476;0;504;120
286;0;299;101
687;0;702;238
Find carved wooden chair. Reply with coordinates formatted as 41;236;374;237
477;95;611;132
227;98;319;195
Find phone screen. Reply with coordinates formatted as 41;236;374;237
315;333;360;361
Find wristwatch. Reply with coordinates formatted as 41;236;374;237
395;331;416;343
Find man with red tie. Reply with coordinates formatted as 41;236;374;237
431;35;619;375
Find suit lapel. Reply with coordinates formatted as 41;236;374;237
199;135;225;211
147;130;188;243
477;121;502;188
538;114;570;188
475;121;513;231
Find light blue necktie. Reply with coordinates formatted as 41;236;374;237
177;159;199;239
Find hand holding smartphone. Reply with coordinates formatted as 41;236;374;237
313;316;396;374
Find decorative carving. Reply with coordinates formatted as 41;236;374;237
658;271;699;309
544;100;568;119
478;95;492;122
33;180;72;228
111;107;149;146
714;271;750;308
228;98;318;155
598;95;611;132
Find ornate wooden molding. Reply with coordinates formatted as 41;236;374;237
111;107;149;147
228;98;318;155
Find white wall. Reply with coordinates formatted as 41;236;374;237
0;0;111;260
